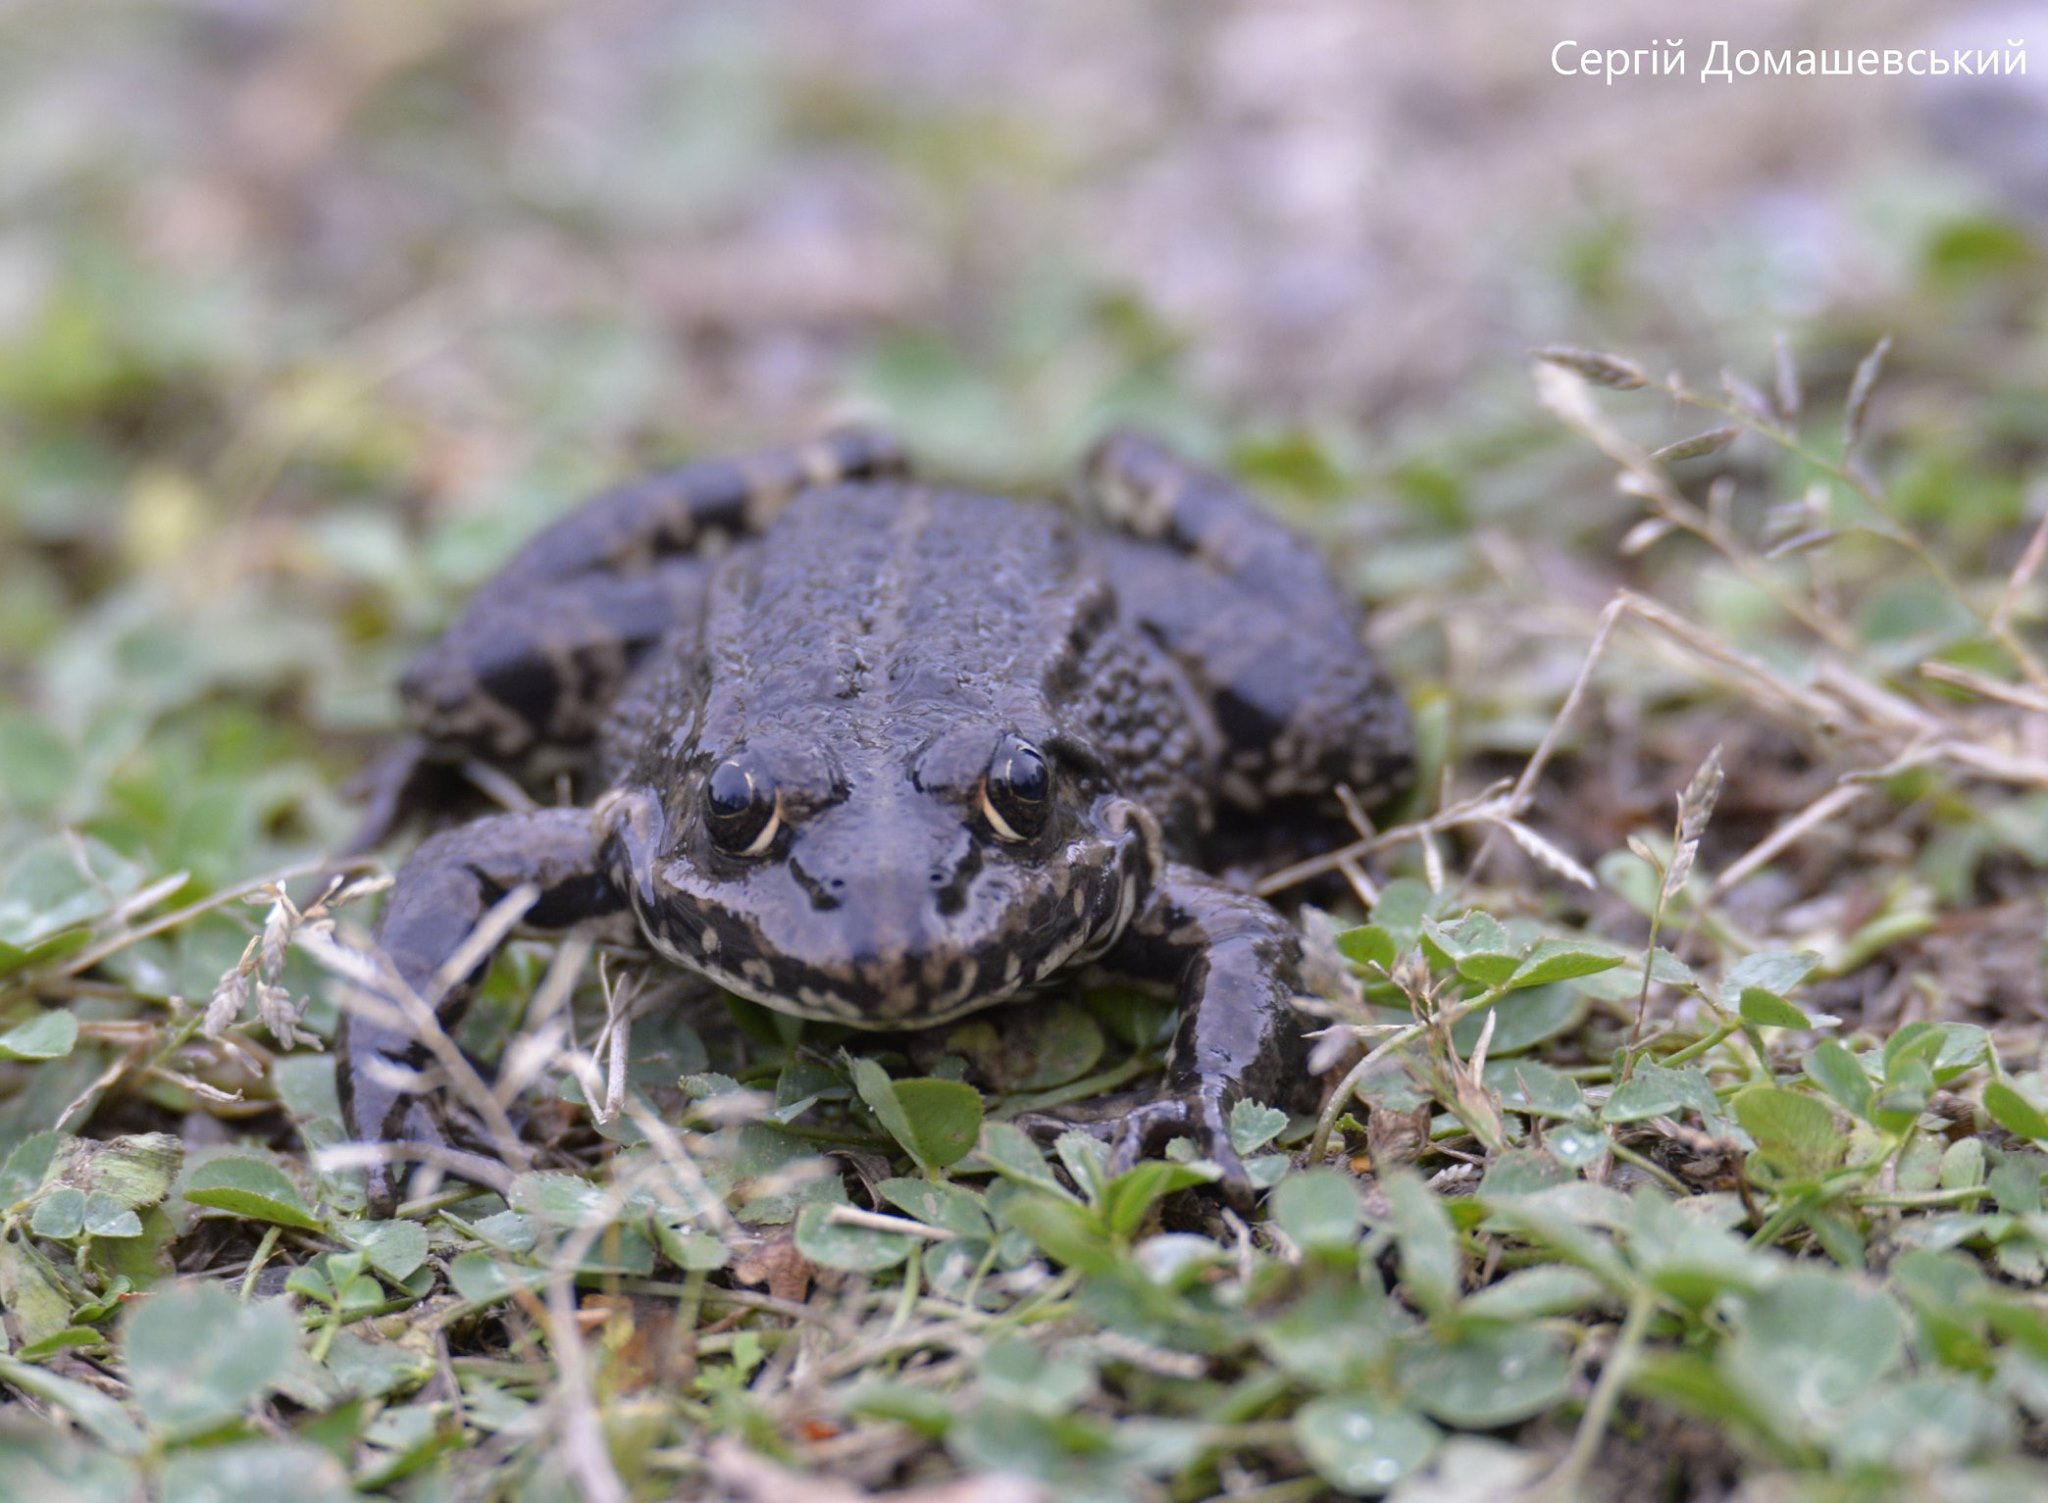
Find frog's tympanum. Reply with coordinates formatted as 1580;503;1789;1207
339;431;1412;1210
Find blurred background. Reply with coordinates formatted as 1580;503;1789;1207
4;0;2047;1008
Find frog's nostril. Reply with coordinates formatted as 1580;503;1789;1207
826;876;848;894
929;868;947;888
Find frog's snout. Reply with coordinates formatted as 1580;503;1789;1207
786;808;980;921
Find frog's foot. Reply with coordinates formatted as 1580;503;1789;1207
1077;863;1312;1209
359;1099;521;1216
1015;1086;1255;1207
344;1048;526;1215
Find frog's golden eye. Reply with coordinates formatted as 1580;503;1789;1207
980;737;1051;843
704;756;780;856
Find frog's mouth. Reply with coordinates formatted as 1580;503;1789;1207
609;790;1157;1029
639;835;1147;1028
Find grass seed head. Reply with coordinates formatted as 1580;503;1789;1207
1535;345;1648;390
1650;426;1741;465
1662;743;1726;904
1843;334;1893;452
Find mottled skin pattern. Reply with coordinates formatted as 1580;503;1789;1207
338;429;1412;1211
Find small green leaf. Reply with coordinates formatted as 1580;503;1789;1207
1261;1280;1397;1386
184;1156;323;1232
447;1251;544;1306
1296;1396;1440;1495
851;1058;983;1172
122;1283;299;1440
1738;989;1813;1029
845;1381;955;1438
998;1189;1116;1275
29;1186;85;1239
1098;1159;1216;1241
1451;983;1585;1057
1482;1058;1586;1120
508;1171;606;1225
1930;1023;1992;1081
1401;1327;1571;1427
1508;939;1626;990
1984;1081;2048;1143
1054;1130;1111;1203
0;1131;59;1202
16;1326;108;1360
1422;915;1519;986
1459;1264;1609;1323
1370;880;1434;952
1272;1169;1364;1256
1805;1041;1874;1121
1230;1100;1290;1155
1385;1171;1461;1317
1732;1086;1841;1182
158;1442;357;1503
1004;1002;1104;1091
0;1234;75;1345
81;1193;141;1239
1601;1063;1718;1126
1624;1189;1775;1308
1455;951;1521;987
1337;925;1396;972
1725;1269;1906;1423
343;1219;430;1283
890;1079;984;1171
793;1202;913;1272
654;1222;730;1271
878;1177;988;1239
1720;951;1822;1013
1884;1021;1943;1077
0;1009;77;1061
971;1121;1067;1195
54;1132;182;1210
1940;1136;1987;1191
981;1335;1096;1414
285;1263;334;1304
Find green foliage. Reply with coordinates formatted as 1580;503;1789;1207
122;1283;298;1440
4;11;2048;1496
183;1156;324;1232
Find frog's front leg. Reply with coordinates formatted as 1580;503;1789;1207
338;807;623;1212
1095;863;1311;1200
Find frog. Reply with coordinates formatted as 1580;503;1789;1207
337;427;1412;1212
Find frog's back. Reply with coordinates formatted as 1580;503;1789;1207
694;485;1103;746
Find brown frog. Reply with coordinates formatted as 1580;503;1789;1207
339;430;1411;1209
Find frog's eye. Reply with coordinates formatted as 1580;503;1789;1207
704;756;780;856
980;737;1051;843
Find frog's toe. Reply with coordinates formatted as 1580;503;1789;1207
356;1094;520;1216
1108;1091;1255;1207
1014;1091;1255;1207
1011;1106;1109;1151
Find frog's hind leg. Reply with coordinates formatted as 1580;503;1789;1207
399;559;710;775
1081;433;1412;843
484;425;907;595
338;559;711;853
346;428;908;849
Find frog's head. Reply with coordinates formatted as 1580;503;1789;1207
597;718;1159;1027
